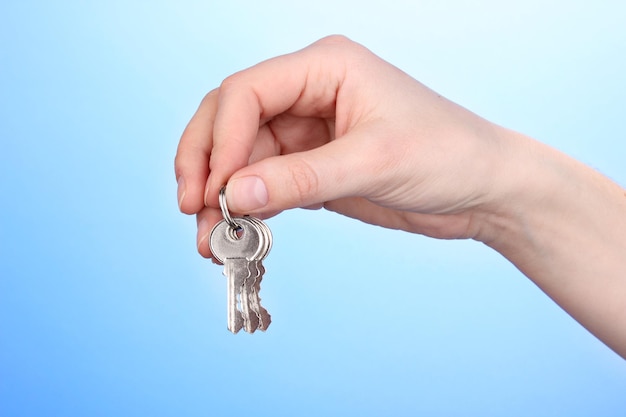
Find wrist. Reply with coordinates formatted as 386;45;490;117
475;128;626;356
475;128;570;251
476;128;596;268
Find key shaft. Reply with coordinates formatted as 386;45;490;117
224;259;247;333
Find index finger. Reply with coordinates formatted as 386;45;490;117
204;35;355;207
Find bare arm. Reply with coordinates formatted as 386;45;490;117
174;35;626;358
480;129;626;357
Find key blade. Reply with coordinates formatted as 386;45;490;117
250;260;272;331
224;260;244;334
241;260;260;333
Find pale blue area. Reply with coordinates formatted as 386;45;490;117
1;1;625;416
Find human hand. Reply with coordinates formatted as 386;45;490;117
175;35;512;258
175;35;626;357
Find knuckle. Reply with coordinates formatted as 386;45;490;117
288;157;320;206
200;88;219;106
173;145;193;175
219;71;246;92
315;34;352;47
313;35;365;58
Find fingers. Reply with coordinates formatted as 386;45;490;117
204;35;356;207
175;89;219;214
177;35;385;258
224;123;391;216
195;206;223;259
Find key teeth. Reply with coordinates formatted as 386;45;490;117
257;309;272;332
253;298;271;331
250;260;271;331
245;260;263;333
241;260;260;334
241;262;260;333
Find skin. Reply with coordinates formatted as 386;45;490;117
174;35;626;358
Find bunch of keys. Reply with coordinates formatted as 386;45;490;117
209;186;273;334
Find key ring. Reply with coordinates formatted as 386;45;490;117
219;185;240;230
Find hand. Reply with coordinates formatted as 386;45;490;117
175;35;508;258
175;35;626;358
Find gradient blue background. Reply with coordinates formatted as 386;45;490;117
1;1;625;416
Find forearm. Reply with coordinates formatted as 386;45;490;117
481;128;626;358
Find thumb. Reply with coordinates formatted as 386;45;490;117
225;135;376;215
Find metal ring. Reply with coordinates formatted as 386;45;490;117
219;185;240;230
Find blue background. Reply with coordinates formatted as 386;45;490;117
1;1;625;416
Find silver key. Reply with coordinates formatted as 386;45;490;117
248;259;271;330
237;217;272;332
210;217;265;333
245;217;273;330
240;259;261;333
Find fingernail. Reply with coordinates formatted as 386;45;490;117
203;185;210;207
231;176;269;212
177;176;186;210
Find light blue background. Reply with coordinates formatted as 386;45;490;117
1;1;625;416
